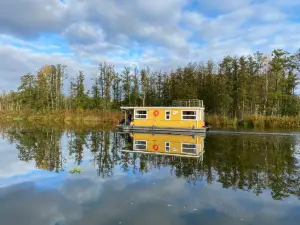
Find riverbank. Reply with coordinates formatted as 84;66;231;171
0;109;122;125
207;114;300;129
1;110;299;129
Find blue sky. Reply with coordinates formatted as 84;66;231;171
0;0;300;91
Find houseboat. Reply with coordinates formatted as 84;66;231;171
117;99;210;133
121;132;205;159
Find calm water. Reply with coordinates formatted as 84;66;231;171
1;126;300;225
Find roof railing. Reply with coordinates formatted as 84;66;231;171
172;99;204;107
120;99;204;109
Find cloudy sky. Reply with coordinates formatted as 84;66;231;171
0;0;300;91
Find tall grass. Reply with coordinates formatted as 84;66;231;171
207;115;238;128
0;120;116;134
246;115;300;129
207;114;300;129
0;109;122;125
2;110;299;129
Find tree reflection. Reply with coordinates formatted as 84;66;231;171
204;134;300;200
4;127;64;172
68;131;88;165
2;126;300;200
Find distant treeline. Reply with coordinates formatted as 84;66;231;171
0;48;300;120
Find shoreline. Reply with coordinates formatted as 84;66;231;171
207;115;300;129
1;110;300;129
0;109;122;125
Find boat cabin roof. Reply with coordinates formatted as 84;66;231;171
121;99;204;110
120;106;204;110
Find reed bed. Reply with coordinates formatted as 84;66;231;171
0;109;122;125
207;114;300;129
2;110;299;129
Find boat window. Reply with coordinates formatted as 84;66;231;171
182;143;197;154
182;110;197;120
165;110;170;120
134;110;147;119
165;142;170;152
134;140;147;150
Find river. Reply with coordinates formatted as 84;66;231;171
0;126;300;225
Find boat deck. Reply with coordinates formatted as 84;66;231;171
116;125;210;135
120;149;204;158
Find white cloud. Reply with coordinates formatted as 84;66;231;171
0;43;96;91
0;0;67;38
0;0;299;90
63;22;106;45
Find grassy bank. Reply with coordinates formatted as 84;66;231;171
0;109;123;125
1;110;299;130
0;120;118;133
207;114;300;129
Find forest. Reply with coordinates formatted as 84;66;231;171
0;48;300;127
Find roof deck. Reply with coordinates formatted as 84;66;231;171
120;99;204;110
172;99;204;107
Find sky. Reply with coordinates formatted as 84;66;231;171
0;0;300;91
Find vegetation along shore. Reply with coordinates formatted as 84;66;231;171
1;48;300;129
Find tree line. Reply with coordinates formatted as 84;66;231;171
0;48;300;119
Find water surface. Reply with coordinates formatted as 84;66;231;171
1;127;300;225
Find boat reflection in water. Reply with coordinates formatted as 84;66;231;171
120;132;205;161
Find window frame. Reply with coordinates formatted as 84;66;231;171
181;143;197;154
165;142;170;152
134;109;148;120
165;110;171;120
133;140;147;151
181;110;197;120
